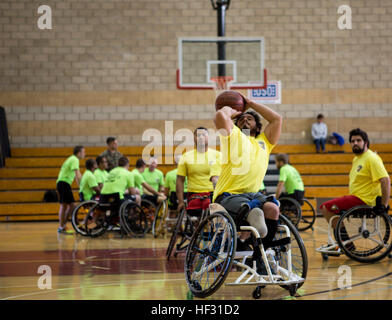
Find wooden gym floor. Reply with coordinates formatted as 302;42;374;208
0;218;391;301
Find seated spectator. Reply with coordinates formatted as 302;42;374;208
275;153;305;205
132;158;166;202
94;156;109;189
100;137;123;171
164;155;188;210
311;114;328;153
79;158;101;201
100;156;139;205
141;157;166;205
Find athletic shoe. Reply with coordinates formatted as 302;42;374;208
57;227;74;235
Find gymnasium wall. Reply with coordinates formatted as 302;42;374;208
1;0;392;148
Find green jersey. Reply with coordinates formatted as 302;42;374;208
131;168;146;195
57;155;79;185
279;164;304;194
101;167;135;199
260;181;266;191
142;168;164;192
164;168;188;193
80;170;98;200
94;168;109;185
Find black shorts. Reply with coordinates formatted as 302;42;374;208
280;190;304;206
56;181;75;204
142;194;158;206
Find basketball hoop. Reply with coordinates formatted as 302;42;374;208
210;76;234;96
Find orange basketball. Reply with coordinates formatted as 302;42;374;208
215;90;245;112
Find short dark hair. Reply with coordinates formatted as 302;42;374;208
193;127;208;135
118;156;129;167
235;111;263;136
135;158;146;168
275;153;289;164
96;155;106;165
106;137;116;145
349;128;370;148
73;145;84;155
85;158;96;171
317;114;324;119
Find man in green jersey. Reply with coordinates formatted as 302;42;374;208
56;145;85;234
79;158;101;201
132;158;166;202
275;153;305;204
164;155;187;210
101;156;139;204
94;156;109;189
141;157;166;205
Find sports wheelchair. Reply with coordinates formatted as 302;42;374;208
316;197;392;263
185;202;308;299
279;196;316;232
71;193;149;238
166;194;211;260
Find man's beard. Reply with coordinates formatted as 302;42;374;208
352;145;365;154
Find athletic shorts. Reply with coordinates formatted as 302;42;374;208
214;192;268;221
56;181;75;204
320;195;366;214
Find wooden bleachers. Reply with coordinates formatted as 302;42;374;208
1;143;391;222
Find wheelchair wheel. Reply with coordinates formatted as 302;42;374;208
71;200;99;236
336;206;392;263
279;197;302;228
166;208;187;260
276;214;308;291
119;200;148;238
141;199;157;233
185;211;237;298
297;198;316;232
152;200;168;238
84;205;109;238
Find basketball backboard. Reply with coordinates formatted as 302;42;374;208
177;37;267;90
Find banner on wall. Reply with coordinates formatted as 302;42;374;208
247;81;281;104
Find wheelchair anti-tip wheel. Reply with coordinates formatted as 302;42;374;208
185;211;237;298
119;200;148;238
279;197;302;228
335;205;392;263
297;199;316;232
152;200;168;238
71;200;99;236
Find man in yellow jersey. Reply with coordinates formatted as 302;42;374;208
176;127;221;214
56;145;85;234
320;128;390;247
213;95;282;249
275;153;305;205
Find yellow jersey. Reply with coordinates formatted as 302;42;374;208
349;149;389;206
177;148;221;193
213;125;275;202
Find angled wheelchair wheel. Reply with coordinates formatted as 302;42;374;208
297;198;316;232
119;200;148;238
276;214;308;291
166;208;186;260
71;200;99;236
152;200;168;238
336;206;392;263
141;199;157;233
84;205;109;238
279;197;302;228
185;211;237;298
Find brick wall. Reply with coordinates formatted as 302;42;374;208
1;0;392;148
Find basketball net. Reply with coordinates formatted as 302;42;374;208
211;76;234;97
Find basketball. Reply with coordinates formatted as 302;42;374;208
215;90;245;113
